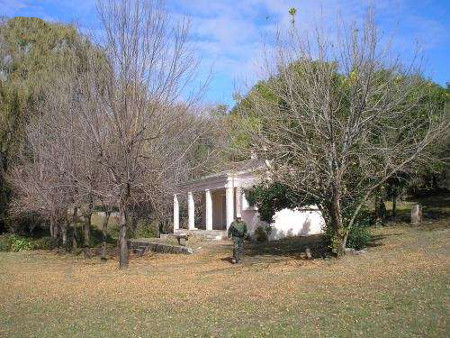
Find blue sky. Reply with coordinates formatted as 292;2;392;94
1;0;449;107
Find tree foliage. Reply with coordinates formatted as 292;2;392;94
246;182;303;223
0;17;84;231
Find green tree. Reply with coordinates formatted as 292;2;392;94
0;17;83;232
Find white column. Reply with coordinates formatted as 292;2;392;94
188;191;195;230
173;194;179;232
235;187;242;218
226;178;234;229
205;189;213;231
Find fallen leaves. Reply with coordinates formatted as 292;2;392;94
0;220;449;336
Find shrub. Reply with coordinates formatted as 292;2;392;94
346;225;371;250
108;224;120;239
246;182;304;223
129;220;159;238
7;213;47;236
0;234;33;252
11;237;32;251
0;234;15;251
323;209;373;252
159;220;172;234
346;209;373;250
324;223;372;251
32;236;56;250
254;226;271;242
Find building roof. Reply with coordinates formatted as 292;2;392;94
177;158;266;192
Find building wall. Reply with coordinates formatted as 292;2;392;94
240;192;324;240
268;207;325;240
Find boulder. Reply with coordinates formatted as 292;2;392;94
305;247;313;259
410;204;422;224
344;248;367;255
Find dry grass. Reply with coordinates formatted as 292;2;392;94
1;219;449;337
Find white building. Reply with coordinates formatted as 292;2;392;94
173;160;324;240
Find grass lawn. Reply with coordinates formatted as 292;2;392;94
1;219;449;336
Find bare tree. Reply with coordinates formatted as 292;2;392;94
69;0;208;268
8;117;73;245
242;11;449;255
7;60;107;250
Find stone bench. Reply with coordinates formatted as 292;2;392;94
170;233;189;246
128;239;193;255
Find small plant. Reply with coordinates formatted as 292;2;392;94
323;208;373;252
346;225;371;250
324;223;372;252
11;237;32;252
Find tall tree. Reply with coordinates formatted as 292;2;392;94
0;17;84;232
240;11;449;255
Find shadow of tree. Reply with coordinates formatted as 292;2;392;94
367;234;388;248
244;234;328;261
405;191;450;220
415;220;450;232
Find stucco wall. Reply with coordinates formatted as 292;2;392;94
241;191;325;240
268;207;325;240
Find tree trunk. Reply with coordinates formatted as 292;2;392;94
61;222;67;247
432;175;438;190
329;187;346;257
374;193;380;221
118;201;128;269
335;229;346;257
71;207;78;250
101;211;111;262
378;198;387;223
50;216;60;240
53;221;59;239
49;218;54;238
392;194;397;219
83;212;92;258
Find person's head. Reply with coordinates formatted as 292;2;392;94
236;215;242;221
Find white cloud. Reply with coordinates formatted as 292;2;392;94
1;0;448;104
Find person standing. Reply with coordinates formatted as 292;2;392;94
228;216;248;264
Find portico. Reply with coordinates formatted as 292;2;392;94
173;176;244;232
173;160;262;234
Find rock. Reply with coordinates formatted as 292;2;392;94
344;248;366;255
128;240;193;255
344;247;356;254
305;247;312;259
411;204;422;224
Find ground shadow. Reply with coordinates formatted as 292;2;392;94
405;191;450;220
367;234;389;248
221;256;234;264
244;234;328;262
